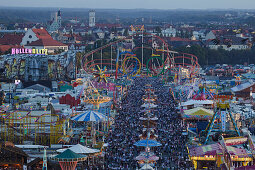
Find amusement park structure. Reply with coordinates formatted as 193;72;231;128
201;95;241;145
81;25;200;80
0;108;69;146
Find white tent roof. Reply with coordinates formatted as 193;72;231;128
56;144;100;154
181;99;213;106
140;164;154;170
231;81;255;92
183;107;214;116
141;103;158;108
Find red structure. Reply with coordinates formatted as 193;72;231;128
59;94;81;108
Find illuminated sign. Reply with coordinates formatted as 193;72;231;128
12;48;48;55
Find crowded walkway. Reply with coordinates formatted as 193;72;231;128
105;77;193;169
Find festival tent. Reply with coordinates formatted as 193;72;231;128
136;152;159;161
140;164;154;170
139;117;158;121
71;110;107;122
226;146;250;158
181;99;214;110
182;107;214;120
134;139;162;147
181;100;214;107
188;143;251;158
56;144;100;154
188;143;223;157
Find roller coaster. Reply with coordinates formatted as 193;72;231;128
0;109;66;145
82;26;200;79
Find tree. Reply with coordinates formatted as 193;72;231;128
123;28;129;36
155;26;162;34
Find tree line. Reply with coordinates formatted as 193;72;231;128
175;45;255;66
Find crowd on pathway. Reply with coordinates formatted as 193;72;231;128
105;77;194;169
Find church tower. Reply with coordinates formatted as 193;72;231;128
57;10;62;28
89;10;96;27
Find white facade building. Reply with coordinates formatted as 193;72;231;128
89;10;96;27
161;26;176;37
208;44;249;51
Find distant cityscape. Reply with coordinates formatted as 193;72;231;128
2;6;255;170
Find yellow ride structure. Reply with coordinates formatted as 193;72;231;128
83;87;111;109
0;109;66;146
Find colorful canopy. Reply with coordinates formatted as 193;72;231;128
71;110;107;122
56;144;100;154
188;143;250;158
52;149;87;162
188;143;223;157
183;107;214;119
134;139;162;147
226;146;250;158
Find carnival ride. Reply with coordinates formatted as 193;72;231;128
52;149;87;170
93;65;108;83
81;25;200;81
0;108;68;146
201;95;241;145
83;85;112;109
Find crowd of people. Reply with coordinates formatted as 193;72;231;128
105;77;194;169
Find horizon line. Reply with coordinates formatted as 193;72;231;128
0;6;254;11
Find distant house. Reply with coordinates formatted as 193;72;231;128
205;30;218;40
207;37;249;51
93;28;105;39
0;34;24;45
0;142;28;169
193;29;207;40
166;37;201;48
0;33;24;53
22;28;68;53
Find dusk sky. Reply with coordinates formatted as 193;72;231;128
0;0;254;9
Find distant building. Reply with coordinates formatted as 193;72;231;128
21;28;68;53
0;142;28;169
161;26;176;37
0;33;24;53
166;37;201;48
207;37;249;51
48;10;62;33
89;10;96;27
193;30;207;40
231;81;255;98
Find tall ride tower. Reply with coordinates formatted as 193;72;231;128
89;10;96;27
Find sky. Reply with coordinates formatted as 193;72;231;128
0;0;254;9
